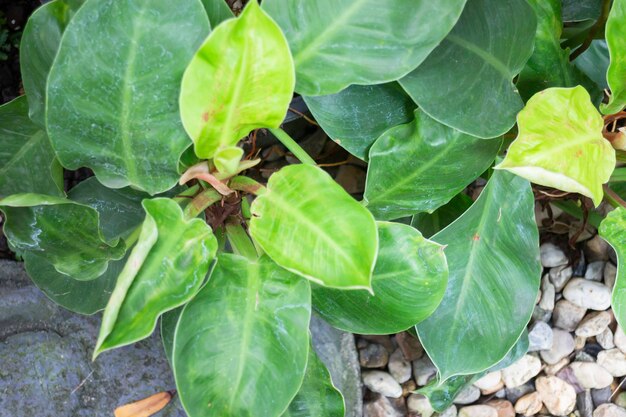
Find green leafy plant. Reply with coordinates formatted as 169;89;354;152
2;0;626;415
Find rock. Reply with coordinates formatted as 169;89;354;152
540;329;575;365
453;385;481;405
532;305;552;323
545;357;570;375
585;235;610;262
360;343;390;368
598;349;626;377
501;354;542;388
439;405;458;417
505;383;534;403
553;299;587;331
591;387;612;406
402;380;417;397
413;356;437;386
388;349;412;384
361;335;394;354
407;394;434;417
535;376;577;416
576;335;588;350
576;351;597;363
563;278;611;310
573;251;587;276
541;243;569;267
514;392;543;416
597;327;616;350
569;362;613;389
485;400;514;417
362;371;403;398
550;265;574;292
586;261;606;282
474;371;503;395
556;365;584;392
615;392;626;408
458;405;498;417
539;275;555;311
528;321;553;352
335;164;366;194
615;327;626;354
605;262;618;289
396;332;424;361
364;395;403;417
593;404;626;417
578;390;594;417
577;311;612;337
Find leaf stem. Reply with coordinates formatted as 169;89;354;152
229;176;266;195
604;184;626;209
269;127;317;166
183;188;222;220
123;224;143;248
225;219;258;259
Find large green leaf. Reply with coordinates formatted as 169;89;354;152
574;40;610;90
416;170;540;381
249;164;378;290
173;254;311;417
46;0;210;194
180;0;294;159
399;0;536;138
312;222;447;334
0;194;126;280
283;345;345;417
516;0;601;103
303;83;416;161
200;0;233;26
497;86;615;207
364;109;501;220
161;307;183;366
94;198;217;357
601;0;626;115
562;0;602;22
0;97;62;197
263;0;467;96
19;0;77;127
411;193;474;239
599;207;626;330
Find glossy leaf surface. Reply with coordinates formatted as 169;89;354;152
364;109;501;220
303;83;415;160
94;198;217;356
602;0;626;115
399;0;536;138
599;208;626;329
574;40;610;89
416;170;540;380
250;164;378;290
201;0;233;26
47;0;210;194
497;86;615;206
562;0;602;22
180;1;294;159
173;254;311;417
411;194;474;239
161;307;183;365
263;0;467;95
0;194;125;280
283;346;345;417
312;222;447;334
0;97;62;197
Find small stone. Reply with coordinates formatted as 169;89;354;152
553;299;587;331
586;261;606;282
569;362;614;389
591;386;612;406
458;405;498;417
541;243;569;267
573;250;587;276
364;394;403;417
535;376;577;416
576;351;596;363
563;278;611;310
605;262;618;289
597;327;616;350
360;343;390;368
528;321;553;352
474;371;503;395
439;405;458;417
514;392;543;416
413;356;437;386
505;383;534;403
363;371;403;398
407;394;434;417
485;400;514;417
402;380;417;397
598;349;626;377
501;354;542;388
593;404;626;417
540;329;575;365
550;265;574;292
389;349;412;384
453;385;481;405
335;164;365;194
545;357;570;375
585;235;610;262
576;335;588;350
539;275;556;311
361;335;395;353
556;365;584;392
576;312;612;337
614;327;626;354
396;332;424;361
615;392;626;408
578;390;594;417
532;305;552;323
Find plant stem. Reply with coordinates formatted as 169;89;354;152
183;188;222;220
225;219;258;259
552;200;603;229
229;176;266;195
269;127;317;166
604;184;626;209
123;224;143;248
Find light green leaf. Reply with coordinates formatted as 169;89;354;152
601;0;626;115
399;0;536;138
94;198;217;357
599;207;626;330
303;83;416;161
180;0;294;159
0;194;126;280
173;254;311;417
20;0;78;127
364;109;501;220
312;222;447;335
214;146;244;176
0;96;62;197
497;86;615;207
201;0;233;26
411;193;474;239
283;345;345;417
46;0;210;194
516;0;601;103
250;164;378;290
416;170;540;381
574;40;610;90
263;0;467;96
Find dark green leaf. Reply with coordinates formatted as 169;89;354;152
573;40;610;90
411;194;474;239
562;0;602;22
201;0;233;26
161;307;183;366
